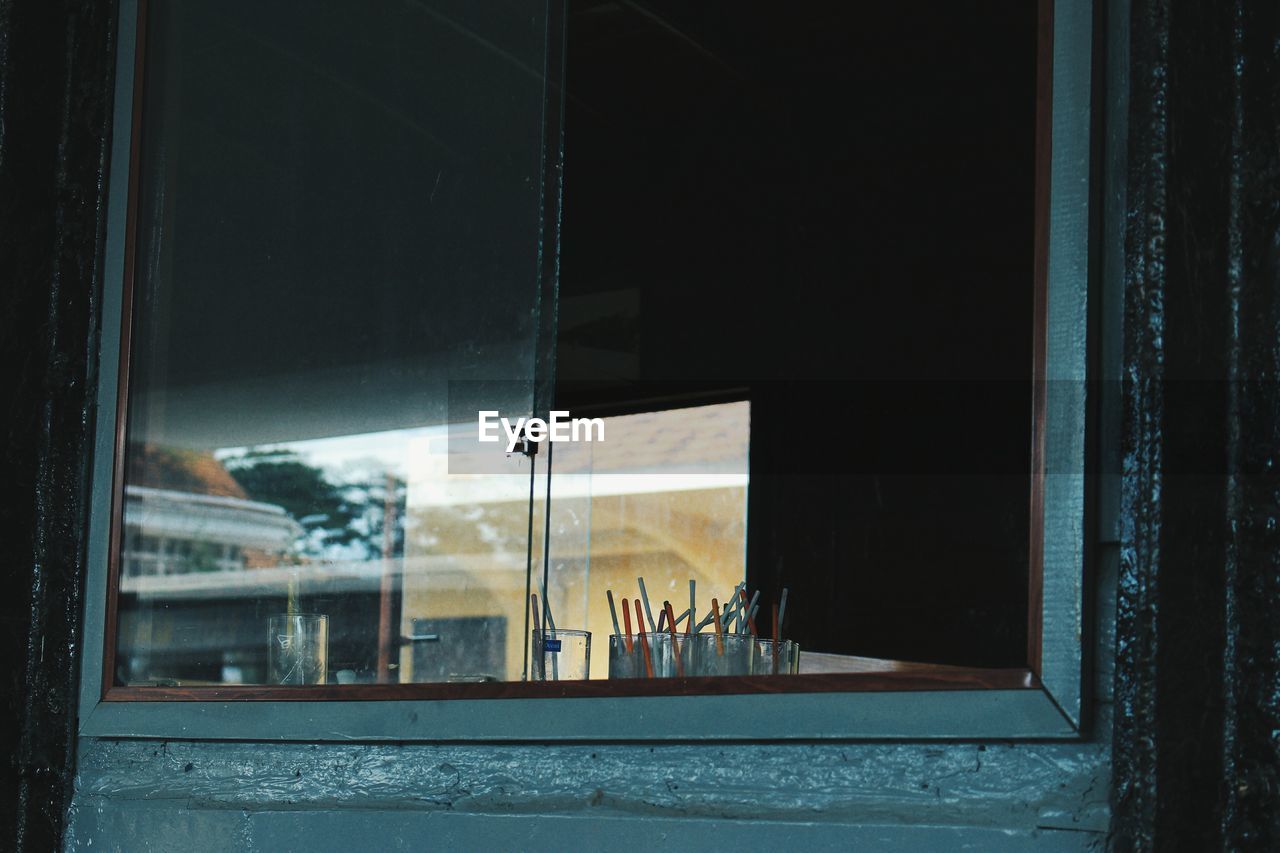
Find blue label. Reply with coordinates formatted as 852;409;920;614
544;639;562;652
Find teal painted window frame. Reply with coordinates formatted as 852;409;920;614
79;0;1095;741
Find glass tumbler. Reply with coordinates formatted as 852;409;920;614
751;638;801;675
532;629;591;680
608;634;687;678
268;613;328;684
608;634;644;678
689;633;753;676
666;631;696;677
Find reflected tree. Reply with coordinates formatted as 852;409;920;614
223;449;404;560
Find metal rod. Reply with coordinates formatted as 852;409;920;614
520;453;537;681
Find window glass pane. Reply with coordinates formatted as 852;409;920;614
113;0;1044;694
115;0;555;687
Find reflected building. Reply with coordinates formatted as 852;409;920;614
121;444;301;576
117;446;311;684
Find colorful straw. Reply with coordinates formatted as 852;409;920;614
606;589;622;639
637;577;657;632
622;597;634;652
694;609;718;633
723;582;745;632
634;599;655;677
739;588;758;636
771;602;781;675
608;583;792;645
664;601;684;677
711;597;725;656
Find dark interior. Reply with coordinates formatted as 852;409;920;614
558;1;1039;667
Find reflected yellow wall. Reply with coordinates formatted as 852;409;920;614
399;486;746;681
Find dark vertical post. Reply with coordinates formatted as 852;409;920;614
1112;0;1280;848
0;1;119;849
1218;1;1280;845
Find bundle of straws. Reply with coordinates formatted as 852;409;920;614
605;577;791;676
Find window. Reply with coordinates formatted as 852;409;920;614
82;0;1092;740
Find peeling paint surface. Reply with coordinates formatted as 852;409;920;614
66;727;1112;849
70;735;1111;828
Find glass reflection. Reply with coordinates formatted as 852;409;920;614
115;0;556;687
117;401;751;685
118;427;536;685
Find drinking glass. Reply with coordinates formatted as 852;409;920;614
532;629;591;681
268;613;328;685
689;633;753;676
751;638;801;675
608;634;687;678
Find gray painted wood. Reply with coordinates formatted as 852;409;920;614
79;689;1075;741
1040;0;1095;728
67;803;1104;852
75;0;136;729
